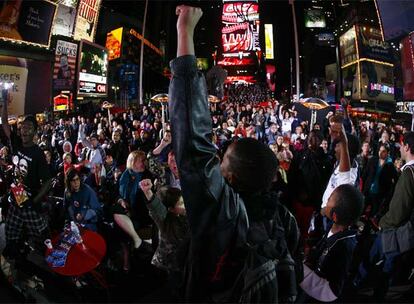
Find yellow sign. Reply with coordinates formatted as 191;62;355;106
106;27;123;60
265;24;274;60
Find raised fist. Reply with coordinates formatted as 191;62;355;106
176;5;203;34
139;179;153;193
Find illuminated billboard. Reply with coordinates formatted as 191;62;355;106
77;40;108;96
342;61;394;102
53;40;78;92
0;0;57;47
359;61;394;102
264;24;274;60
73;0;101;42
221;1;260;59
340;27;357;66
196;58;209;70
0;55;52;116
106;27;123;61
305;9;326;28
52;3;77;37
357;25;392;63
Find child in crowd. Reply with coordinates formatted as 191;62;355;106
300;184;364;302
139;179;189;275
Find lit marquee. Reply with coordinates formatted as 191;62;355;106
221;1;260;57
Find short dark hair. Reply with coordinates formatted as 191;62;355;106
158;186;182;209
378;142;390;153
331;184;364;226
23;115;38;131
227;138;279;194
403;132;414;154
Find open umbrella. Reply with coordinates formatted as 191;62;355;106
102;101;115;125
151;93;169;103
301;97;330;128
301;97;330;110
208;95;221;103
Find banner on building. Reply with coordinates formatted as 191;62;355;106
106;27;123;61
0;0;57;47
73;0;101;42
357;25;392;63
0;55;51;116
53;40;78;91
340;27;357;66
221;0;260;65
52;3;77;37
264;24;274;60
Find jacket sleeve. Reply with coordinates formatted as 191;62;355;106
379;168;414;229
169;55;227;233
146;195;167;230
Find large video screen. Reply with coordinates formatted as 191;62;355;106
0;0;57;47
77;40;108;96
222;1;260;58
305;9;326;28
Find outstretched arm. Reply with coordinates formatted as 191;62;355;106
176;5;201;57
169;6;229;229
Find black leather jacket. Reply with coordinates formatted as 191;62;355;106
169;55;300;301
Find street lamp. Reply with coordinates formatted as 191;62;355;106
111;86;119;103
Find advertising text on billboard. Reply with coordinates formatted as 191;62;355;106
53;40;78;92
73;0;101;42
0;0;57;47
357;25;392;62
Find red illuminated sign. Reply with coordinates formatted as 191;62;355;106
221;1;260;57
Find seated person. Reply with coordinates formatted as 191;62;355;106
64;168;102;231
300;184;364;302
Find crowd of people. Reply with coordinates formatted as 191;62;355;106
0;5;413;303
225;82;270;104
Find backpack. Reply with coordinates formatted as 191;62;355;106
230;209;298;303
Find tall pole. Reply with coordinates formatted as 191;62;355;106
289;0;300;102
139;0;149;105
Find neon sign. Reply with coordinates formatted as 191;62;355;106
221;1;260;56
370;83;394;94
